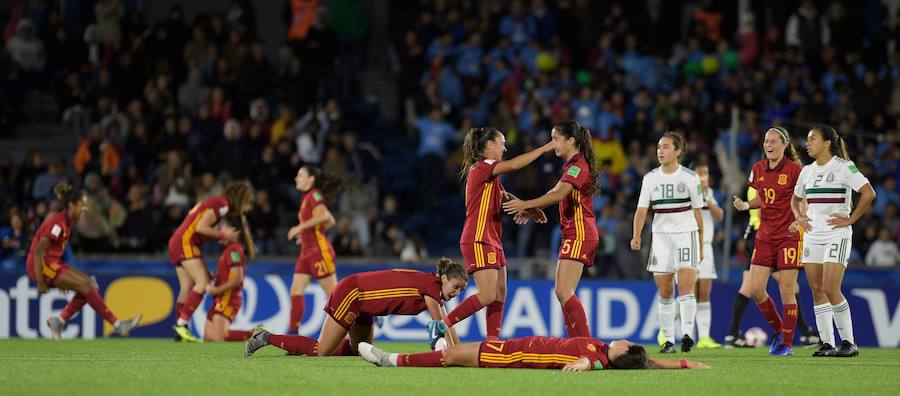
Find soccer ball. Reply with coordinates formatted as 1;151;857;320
432;337;448;351
744;327;768;347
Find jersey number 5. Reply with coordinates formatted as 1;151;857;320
560;240;572;255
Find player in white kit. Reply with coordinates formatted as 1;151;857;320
632;132;705;353
790;125;875;357
694;163;723;349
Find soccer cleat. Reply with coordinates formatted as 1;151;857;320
696;336;722;349
659;341;676;353
681;334;694;352
770;344;794;356
723;334;751;348
47;317;65;340
834;340;859;357
812;343;837;357
657;329;666;347
115;314;142;337
358;342;392;367
431;336;448;351
798;331;821;348
173;324;200;343
244;327;271;357
768;332;782;354
427;320;448;345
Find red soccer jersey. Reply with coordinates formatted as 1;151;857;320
298;188;333;253
26;212;72;272
172;196;230;254
460;160;506;247
479;336;611;370
559;154;598;241
748;158;802;242
214;242;247;296
347;269;443;316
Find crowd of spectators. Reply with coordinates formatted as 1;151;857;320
2;1;900;276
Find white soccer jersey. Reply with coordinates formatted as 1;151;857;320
793;157;870;243
638;165;704;233
701;188;718;243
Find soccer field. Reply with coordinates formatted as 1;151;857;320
0;340;897;395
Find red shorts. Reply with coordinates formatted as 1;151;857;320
323;279;373;330
167;233;203;266
27;261;70;287
477;338;578;369
751;237;803;271
207;293;242;322
558;238;598;267
294;246;337;278
460;243;506;274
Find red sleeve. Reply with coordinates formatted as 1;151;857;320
210;197;230;221
747;162;760;190
43;219;65;244
471;160;498;183
224;244;245;268
561;161;587;189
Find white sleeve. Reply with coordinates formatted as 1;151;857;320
794;167;808;198
747;169;754;184
637;175;651;208
844;161;870;192
690;175;704;209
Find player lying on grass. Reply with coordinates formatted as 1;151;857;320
358;336;710;370
245;258;467;357
203;216;256;342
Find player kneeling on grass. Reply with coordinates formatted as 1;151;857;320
245;258;467;357
358;336;709;370
203;215;257;342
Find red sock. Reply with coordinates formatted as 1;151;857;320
331;338;357;356
269;334;318;355
485;301;504;340
288;294;304;333
443;295;485;327
782;304;798;347
175;302;184;318
179;290;204;322
83;289;118;325
225;329;253;341
757;297;783;334
397;351;445;367
563;295;590;338
60;295;87;322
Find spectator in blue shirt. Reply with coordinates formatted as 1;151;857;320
416;109;457;209
0;209;27;269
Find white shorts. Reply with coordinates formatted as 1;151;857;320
802;237;851;267
647;231;700;274
698;242;717;279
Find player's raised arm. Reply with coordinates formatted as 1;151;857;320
491;140;555;176
503;181;572;215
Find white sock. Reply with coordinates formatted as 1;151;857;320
832;300;855;345
176;318;188;326
813;303;835;346
388;353;399;367
113;320;121;328
696;302;711;339
659;297;676;343
678;294;697;338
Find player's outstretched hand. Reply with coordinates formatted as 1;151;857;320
502;199;530;215
562;357;591;372
513;212;530;225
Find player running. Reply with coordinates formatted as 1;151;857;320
693;163;723;348
790;125;874;357
426;127;554;344
631;132;704;353
244;258;468;357
358;336;709;370
203;216;257;341
503;120;600;338
286;166;342;335
170;181;252;342
32;183;141;339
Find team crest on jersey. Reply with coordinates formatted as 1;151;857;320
677;182;686;193
778;174;788;185
487;252;497;265
344;312;357;324
587;344;597;352
826;173;835;183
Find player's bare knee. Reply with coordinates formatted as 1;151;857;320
476;290;497;305
554;288;574;303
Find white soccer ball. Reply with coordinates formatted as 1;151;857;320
744;327;768;347
432;337;448;351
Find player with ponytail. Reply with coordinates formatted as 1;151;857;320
203;214;257;342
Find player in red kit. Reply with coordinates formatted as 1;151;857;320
427;127;554;344
170;181;253;342
203;216;257;342
732;127;804;356
31;183;142;339
245;259;468;357
359;336;709;370
286;165;342;335
504;121;600;338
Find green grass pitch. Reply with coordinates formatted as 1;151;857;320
0;339;897;395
